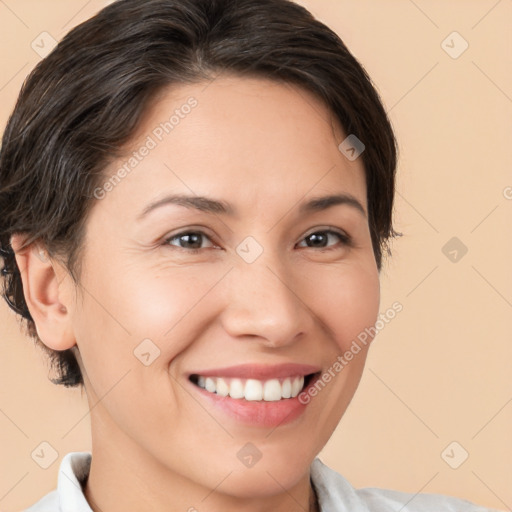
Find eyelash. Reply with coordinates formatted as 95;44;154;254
164;228;352;254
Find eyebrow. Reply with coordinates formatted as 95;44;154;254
137;192;366;220
299;193;366;217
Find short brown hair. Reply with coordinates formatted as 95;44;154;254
0;0;399;388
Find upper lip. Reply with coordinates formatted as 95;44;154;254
188;363;321;380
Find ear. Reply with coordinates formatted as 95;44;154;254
10;234;76;351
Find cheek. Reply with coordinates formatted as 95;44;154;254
78;263;228;363
310;261;380;352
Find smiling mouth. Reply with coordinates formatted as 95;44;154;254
189;373;319;402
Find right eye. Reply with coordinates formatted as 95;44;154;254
164;230;217;253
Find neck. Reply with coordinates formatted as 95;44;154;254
309;481;320;512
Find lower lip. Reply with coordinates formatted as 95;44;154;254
190;376;319;428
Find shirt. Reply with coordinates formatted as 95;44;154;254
23;451;501;511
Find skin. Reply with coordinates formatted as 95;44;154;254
13;76;380;512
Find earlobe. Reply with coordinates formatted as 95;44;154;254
10;234;76;351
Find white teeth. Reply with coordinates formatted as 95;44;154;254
291;377;303;397
194;375;306;401
229;378;245;399
205;377;216;393
263;379;282;401
245;379;263;401
216;377;229;397
282;378;292;398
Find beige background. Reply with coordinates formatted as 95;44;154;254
0;0;510;510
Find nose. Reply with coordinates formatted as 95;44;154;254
219;254;315;348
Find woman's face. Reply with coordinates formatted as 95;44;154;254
63;76;380;497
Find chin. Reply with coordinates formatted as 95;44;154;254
223;450;314;498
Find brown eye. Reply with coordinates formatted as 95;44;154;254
297;230;351;249
165;231;215;252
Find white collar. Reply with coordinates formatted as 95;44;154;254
45;451;491;512
56;452;93;512
53;451;364;512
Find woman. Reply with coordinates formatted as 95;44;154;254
0;0;501;510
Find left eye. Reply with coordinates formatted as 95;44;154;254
296;230;350;249
165;231;215;251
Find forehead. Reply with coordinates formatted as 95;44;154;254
97;76;367;220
